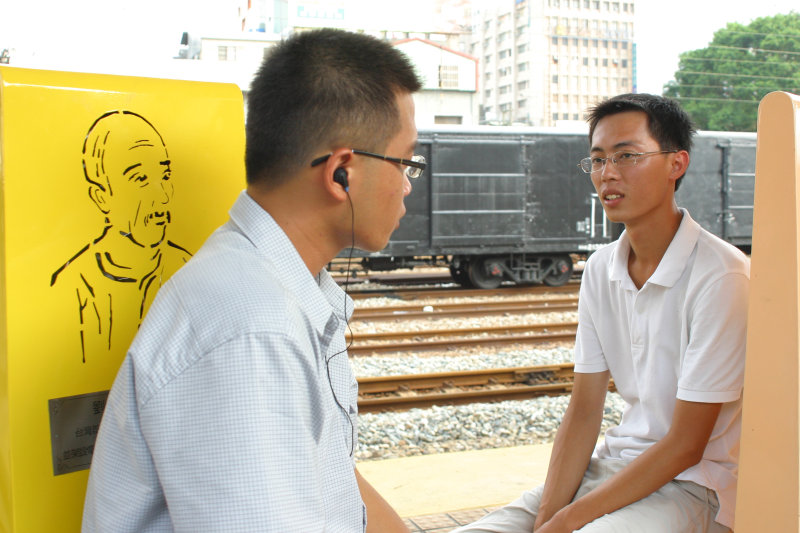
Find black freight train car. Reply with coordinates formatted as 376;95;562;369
346;126;756;289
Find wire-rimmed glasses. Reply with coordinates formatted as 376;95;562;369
311;149;426;179
578;150;678;174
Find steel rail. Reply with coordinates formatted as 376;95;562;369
348;322;578;355
353;297;578;321
348;282;580;300
357;363;616;412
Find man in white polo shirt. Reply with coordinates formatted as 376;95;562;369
454;94;749;532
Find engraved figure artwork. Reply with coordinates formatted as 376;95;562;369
51;111;192;362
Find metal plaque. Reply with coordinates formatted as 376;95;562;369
48;391;108;475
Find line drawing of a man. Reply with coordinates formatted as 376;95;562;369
51;110;191;362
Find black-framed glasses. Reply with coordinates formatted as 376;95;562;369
311;149;426;179
578;150;678;174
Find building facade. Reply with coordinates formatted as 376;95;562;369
394;38;479;126
185;0;635;128
470;0;635;127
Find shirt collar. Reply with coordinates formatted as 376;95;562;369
227;191;353;334
609;208;700;289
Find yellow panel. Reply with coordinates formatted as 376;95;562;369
0;66;245;531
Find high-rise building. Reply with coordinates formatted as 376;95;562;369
470;0;635;127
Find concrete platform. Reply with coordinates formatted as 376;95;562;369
358;442;553;531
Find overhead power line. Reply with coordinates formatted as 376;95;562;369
665;82;800;92
672;96;762;104
713;27;800;40
708;44;800;57
678;70;799;81
680;56;794;67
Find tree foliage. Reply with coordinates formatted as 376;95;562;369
662;12;800;131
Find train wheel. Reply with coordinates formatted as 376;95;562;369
449;264;472;287
542;255;573;287
468;258;504;289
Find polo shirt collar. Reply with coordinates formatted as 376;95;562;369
228;191;353;334
609;208;700;289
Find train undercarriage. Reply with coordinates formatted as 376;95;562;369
360;253;575;289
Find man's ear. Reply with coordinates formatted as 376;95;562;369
320;148;355;201
88;185;110;214
670;150;691;182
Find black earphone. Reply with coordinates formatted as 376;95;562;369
322;178;355;456
333;167;349;191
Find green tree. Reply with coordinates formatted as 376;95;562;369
663;12;800;131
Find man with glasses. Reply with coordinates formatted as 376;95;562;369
455;94;748;532
83;28;422;532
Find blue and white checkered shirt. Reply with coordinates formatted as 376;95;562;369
83;191;363;532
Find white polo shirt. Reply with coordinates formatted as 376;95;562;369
574;209;749;529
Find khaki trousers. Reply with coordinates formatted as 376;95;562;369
452;458;731;533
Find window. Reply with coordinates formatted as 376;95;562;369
518;62;528;71
553;112;559;121
439;65;459;88
552;74;559;83
519;99;527;108
218;45;236;61
582;57;588;66
485;89;492;98
435;115;463;125
562;113;569;120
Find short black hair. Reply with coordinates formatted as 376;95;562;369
586;93;696;190
245;28;422;187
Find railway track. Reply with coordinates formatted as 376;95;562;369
357;363;613;412
350;274;583;409
348;280;580;300
348;321;577;355
353;296;578;320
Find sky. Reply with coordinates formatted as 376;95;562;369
0;0;798;94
